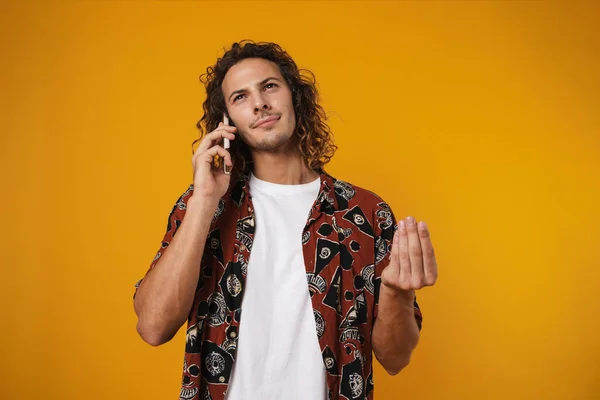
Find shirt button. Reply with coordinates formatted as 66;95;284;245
247;206;251;212
240;244;247;251
230;331;237;338
219;376;225;383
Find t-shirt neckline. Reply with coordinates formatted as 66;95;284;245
249;172;321;196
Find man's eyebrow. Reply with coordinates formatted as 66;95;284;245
228;77;282;102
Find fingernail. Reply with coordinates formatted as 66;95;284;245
419;221;427;230
406;216;415;227
399;220;406;232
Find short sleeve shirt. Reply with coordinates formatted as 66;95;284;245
134;169;422;400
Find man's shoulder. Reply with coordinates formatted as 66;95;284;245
329;175;390;210
329;175;395;238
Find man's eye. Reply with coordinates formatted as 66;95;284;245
233;84;276;102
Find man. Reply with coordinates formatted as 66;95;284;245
133;40;438;400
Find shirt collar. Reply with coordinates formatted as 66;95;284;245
231;168;339;211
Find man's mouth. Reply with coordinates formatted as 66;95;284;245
254;115;280;128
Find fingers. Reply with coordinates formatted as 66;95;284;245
193;145;232;170
418;221;438;286
386;229;401;283
390;228;399;261
397;220;411;289
405;216;424;288
390;216;438;291
195;122;237;154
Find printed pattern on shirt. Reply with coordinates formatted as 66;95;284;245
134;170;422;400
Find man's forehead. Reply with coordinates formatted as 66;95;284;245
223;59;282;89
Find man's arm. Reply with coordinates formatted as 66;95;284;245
134;121;237;346
371;205;436;375
372;287;420;375
134;196;217;346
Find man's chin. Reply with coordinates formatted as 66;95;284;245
248;132;294;152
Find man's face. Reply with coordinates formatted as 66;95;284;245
221;58;296;152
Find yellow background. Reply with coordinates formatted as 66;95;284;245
1;0;598;399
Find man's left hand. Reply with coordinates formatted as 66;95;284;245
381;216;438;294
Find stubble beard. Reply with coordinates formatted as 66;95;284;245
243;127;297;153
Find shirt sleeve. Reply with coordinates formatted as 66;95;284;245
373;200;423;331
133;184;194;300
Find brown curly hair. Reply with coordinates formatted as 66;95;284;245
192;40;337;181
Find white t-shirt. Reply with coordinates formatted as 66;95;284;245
225;172;327;400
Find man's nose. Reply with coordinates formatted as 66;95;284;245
253;95;270;113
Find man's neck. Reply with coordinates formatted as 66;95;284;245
250;151;320;185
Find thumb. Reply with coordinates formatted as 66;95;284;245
389;228;399;263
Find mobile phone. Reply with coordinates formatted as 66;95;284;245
223;113;231;175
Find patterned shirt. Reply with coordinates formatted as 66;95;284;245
134;169;423;400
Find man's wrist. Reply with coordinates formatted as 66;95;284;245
187;195;220;218
380;283;415;308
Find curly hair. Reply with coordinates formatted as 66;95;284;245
193;40;337;181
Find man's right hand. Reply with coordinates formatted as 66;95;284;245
134;122;237;346
192;122;237;201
